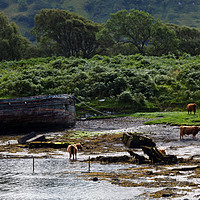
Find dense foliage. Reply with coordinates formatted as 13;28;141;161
1;8;200;60
0;12;30;61
1;7;200;115
1;54;200;113
1;0;200;41
104;9;155;55
32;9;100;58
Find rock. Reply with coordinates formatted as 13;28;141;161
92;177;98;181
162;193;173;197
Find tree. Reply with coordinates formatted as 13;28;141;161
167;24;200;55
149;22;179;56
104;9;155;55
32;9;100;58
0;12;30;61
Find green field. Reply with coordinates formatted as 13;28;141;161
130;111;200;126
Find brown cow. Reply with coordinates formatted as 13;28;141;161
180;125;200;139
67;143;83;160
186;103;197;114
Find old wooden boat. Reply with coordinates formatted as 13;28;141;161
122;132;156;148
122;132;178;164
0;94;76;134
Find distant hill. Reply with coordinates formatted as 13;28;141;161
1;0;200;41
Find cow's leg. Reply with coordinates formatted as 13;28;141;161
180;132;183;139
180;135;183;139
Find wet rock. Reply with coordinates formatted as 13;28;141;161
89;155;131;163
18;132;36;144
162;193;173;197
146;171;154;175
92;177;98;181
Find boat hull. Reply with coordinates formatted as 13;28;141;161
0;94;76;134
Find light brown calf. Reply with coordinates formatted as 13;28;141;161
180;125;200;139
186;103;197;114
67;143;83;160
159;148;166;155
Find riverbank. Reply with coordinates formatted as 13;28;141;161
1;116;200;159
0;116;200;199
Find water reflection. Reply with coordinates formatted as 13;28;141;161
0;158;144;200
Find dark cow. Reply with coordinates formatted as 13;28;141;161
186;103;197;114
180;125;200;139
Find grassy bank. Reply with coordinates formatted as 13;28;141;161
82;110;200;126
130;111;200;126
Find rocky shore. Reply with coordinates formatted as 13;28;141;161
0;117;200;199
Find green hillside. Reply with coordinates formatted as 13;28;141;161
1;54;200;114
1;0;200;41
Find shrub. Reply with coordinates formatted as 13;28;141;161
118;91;134;104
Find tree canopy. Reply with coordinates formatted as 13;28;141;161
33;9;100;58
1;8;200;61
104;9;155;55
0;12;30;61
149;22;179;56
167;24;200;56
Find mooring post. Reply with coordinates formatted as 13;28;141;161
88;156;91;172
33;156;35;173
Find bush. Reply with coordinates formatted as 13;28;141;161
118;91;134;104
1;54;200;112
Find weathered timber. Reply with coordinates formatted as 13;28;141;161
141;146;178;164
127;150;147;164
18;132;37;144
28;141;70;149
122;132;156;148
123;132;178;164
89;155;132;163
172;165;200;171
26;135;47;143
0;94;76;134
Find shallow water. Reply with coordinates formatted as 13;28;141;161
0;158;150;200
1;157;199;200
1;117;200;199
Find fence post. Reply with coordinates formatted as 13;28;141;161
88;156;91;172
33;156;35;173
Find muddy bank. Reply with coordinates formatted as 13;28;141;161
73;117;200;199
0;116;200;159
